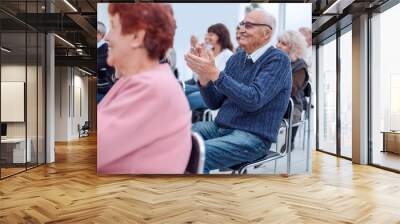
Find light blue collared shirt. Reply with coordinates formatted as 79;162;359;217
97;39;106;48
245;41;272;63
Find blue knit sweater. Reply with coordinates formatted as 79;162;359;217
199;47;292;142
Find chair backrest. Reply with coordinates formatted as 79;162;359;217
202;109;219;122
304;81;312;98
202;109;213;122
276;119;289;155
82;121;90;129
185;132;206;174
280;98;294;155
303;81;312;118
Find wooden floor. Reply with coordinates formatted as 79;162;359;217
1;135;400;223
1;167;26;178
372;150;400;171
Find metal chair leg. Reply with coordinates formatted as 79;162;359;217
306;119;311;173
287;148;291;175
302;121;307;151
287;126;292;176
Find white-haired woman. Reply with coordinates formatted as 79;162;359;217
277;30;309;151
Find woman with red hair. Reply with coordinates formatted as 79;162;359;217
97;3;191;174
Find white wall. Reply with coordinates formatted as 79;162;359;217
284;4;312;32
72;73;89;138
97;3;109;31
1;65;25;81
54;67;89;141
55;67;68;141
79;75;89;124
1;64;46;164
97;3;311;81
1;68;25;123
1;65;32;138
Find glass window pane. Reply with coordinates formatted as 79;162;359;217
1;0;46;179
1;31;27;177
38;32;45;165
371;3;400;171
340;30;352;158
318;38;337;154
27;31;38;169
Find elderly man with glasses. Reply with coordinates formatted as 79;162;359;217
185;9;292;174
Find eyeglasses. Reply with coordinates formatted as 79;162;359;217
238;21;272;31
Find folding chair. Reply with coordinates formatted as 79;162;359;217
202;109;219;122
230;98;294;175
302;81;312;172
78;121;90;138
185;132;206;174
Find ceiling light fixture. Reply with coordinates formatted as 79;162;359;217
54;34;75;48
1;47;11;53
323;0;354;15
63;0;78;12
78;67;92;76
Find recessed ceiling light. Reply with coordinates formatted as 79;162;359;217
1;47;11;53
78;67;92;76
323;0;354;14
63;0;78;12
54;34;75;48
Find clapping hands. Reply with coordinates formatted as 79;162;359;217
185;43;220;86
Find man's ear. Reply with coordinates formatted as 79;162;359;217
259;28;267;38
263;28;271;37
130;29;146;49
263;29;272;41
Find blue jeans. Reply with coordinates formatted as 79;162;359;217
192;121;271;174
185;84;207;110
184;84;199;95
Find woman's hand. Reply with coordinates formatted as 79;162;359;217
185;48;219;87
190;35;198;48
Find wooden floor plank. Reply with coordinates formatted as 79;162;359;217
0;135;400;223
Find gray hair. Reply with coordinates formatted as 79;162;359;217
97;21;107;36
250;8;276;35
278;30;307;61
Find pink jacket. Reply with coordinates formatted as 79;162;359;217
97;64;192;174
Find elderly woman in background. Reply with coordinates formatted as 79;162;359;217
98;3;192;174
276;30;309;151
185;23;234;111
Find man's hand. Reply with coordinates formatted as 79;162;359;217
185;46;220;87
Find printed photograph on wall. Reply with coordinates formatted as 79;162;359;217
97;3;313;175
